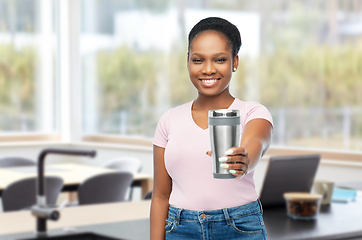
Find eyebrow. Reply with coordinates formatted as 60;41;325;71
191;52;229;57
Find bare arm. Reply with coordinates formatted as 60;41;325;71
239;118;273;172
150;145;172;240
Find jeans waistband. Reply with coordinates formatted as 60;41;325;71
168;199;263;224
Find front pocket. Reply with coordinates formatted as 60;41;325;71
165;219;177;234
231;213;264;235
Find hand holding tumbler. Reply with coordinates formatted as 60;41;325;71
209;109;241;179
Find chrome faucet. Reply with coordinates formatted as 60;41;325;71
31;148;96;236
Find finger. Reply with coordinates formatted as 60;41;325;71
225;162;248;171
219;155;250;168
225;147;248;156
206;150;212;156
220;162;247;171
222;155;248;164
228;169;247;179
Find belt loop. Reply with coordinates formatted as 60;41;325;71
257;199;263;214
176;208;183;225
222;208;232;225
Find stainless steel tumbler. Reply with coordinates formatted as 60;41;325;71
209;109;241;179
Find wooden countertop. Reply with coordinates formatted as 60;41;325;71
0;200;151;236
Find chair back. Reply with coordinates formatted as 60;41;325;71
2;176;64;212
77;172;133;205
144;191;152;200
0;157;36;168
102;157;142;174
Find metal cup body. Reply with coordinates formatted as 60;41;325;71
209;109;241;179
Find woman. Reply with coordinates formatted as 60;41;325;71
150;17;273;240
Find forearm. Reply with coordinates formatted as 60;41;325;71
151;145;172;240
240;119;273;172
242;138;269;172
150;196;170;240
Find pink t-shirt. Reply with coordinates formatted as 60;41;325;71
152;98;273;211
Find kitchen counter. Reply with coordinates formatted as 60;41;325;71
0;200;151;240
2;197;362;240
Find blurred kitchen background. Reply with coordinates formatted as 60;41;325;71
0;0;361;151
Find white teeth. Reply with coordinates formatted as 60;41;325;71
202;79;218;84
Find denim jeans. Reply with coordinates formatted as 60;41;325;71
165;199;267;240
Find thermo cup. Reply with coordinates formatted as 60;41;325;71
209;109;241;179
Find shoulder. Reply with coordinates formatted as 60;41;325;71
233;98;273;126
158;101;192;122
164;101;192;118
233;99;268;112
171;101;193;113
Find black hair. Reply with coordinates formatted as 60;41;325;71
188;17;242;58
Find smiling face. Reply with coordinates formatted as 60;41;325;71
187;30;238;98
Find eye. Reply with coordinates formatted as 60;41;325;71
216;58;227;63
192;58;202;63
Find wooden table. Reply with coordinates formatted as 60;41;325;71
0;200;151;239
0;163;153;199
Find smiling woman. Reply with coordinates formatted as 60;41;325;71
150;17;273;240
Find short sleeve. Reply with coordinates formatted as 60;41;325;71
244;102;274;127
152;110;170;148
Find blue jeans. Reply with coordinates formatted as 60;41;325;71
165;200;267;240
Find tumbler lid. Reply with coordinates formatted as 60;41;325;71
209;109;240;118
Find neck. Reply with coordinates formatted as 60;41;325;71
193;92;235;111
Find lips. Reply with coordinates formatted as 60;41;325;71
200;78;220;87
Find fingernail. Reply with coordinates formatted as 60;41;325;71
225;149;234;155
229;169;236;174
218;156;228;162
220;164;229;169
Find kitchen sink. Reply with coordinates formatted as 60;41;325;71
20;232;125;240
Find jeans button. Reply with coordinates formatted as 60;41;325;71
200;213;206;219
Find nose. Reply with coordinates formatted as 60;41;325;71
202;61;216;75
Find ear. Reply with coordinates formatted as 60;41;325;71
233;54;239;72
187;52;190;70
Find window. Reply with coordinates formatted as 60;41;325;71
0;0;59;134
81;0;362;151
257;1;362;150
